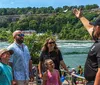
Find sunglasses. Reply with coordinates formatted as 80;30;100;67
48;41;55;44
17;34;24;37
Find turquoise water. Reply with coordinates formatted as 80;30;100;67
0;40;93;69
0;42;10;49
56;40;93;69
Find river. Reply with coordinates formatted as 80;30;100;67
0;40;93;69
57;40;93;69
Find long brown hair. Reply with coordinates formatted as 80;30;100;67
93;26;100;40
41;37;59;52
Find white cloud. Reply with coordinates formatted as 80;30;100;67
11;2;14;4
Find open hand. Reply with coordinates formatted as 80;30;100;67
73;8;82;18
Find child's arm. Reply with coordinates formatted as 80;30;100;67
57;70;62;85
42;72;47;85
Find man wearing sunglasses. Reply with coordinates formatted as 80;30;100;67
73;9;100;85
8;30;33;85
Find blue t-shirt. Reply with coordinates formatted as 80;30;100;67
0;63;13;85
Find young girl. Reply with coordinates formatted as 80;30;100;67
42;59;61;85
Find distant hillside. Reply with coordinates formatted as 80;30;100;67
0;4;100;40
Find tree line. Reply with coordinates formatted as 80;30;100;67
0;4;99;15
0;4;100;40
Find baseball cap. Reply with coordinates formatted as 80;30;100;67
0;48;13;57
89;18;100;26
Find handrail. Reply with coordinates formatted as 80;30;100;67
60;69;85;79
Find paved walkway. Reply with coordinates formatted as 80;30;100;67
28;80;85;85
28;76;85;85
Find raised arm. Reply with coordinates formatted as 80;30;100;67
73;8;94;36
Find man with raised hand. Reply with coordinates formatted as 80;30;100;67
73;9;100;85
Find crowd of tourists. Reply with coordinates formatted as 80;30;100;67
0;8;100;85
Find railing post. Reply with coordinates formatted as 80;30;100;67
36;65;38;85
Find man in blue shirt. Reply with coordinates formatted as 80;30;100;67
0;48;13;85
8;30;33;85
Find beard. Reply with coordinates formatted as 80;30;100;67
16;38;24;44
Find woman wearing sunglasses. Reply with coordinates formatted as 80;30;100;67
38;37;69;79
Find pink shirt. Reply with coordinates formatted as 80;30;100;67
46;69;59;85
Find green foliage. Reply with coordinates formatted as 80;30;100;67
0;30;12;41
85;4;99;10
0;4;99;15
0;4;99;40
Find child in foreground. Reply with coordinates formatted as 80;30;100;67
42;59;61;85
0;48;13;85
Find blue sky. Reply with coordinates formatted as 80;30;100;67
0;0;100;8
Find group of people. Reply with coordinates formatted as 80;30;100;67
0;8;100;85
0;30;69;85
0;30;33;85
